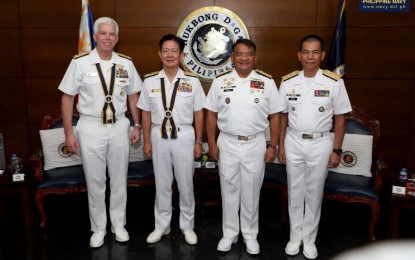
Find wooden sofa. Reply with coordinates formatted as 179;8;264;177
262;105;387;240
31;107;155;228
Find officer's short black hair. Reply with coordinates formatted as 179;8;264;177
232;38;256;53
159;34;185;52
299;35;325;51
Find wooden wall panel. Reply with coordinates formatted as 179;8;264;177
19;0;80;28
21;29;78;78
249;28;315;81
378;129;411;173
117;28;177;76
116;0;214;27
25;78;62;125
410;84;415;172
316;0;339;27
89;0;116;21
345;79;413;129
0;29;22;77
408;134;415;173
0;0;19;28
0;78;26;124
412;87;415;129
217;0;317;27
346;28;415;79
19;0;115;28
0;125;30;167
315;27;336;55
28;123;43;156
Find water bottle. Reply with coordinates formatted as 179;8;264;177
399;168;408;186
11;153;22;174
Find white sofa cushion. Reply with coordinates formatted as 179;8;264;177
331;133;373;178
39;127;82;171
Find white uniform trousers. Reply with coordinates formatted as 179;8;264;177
76;116;130;232
151;126;195;231
285;130;332;245
217;132;266;240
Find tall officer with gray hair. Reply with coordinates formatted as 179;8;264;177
59;17;142;248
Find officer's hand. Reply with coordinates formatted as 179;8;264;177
143;143;152;158
328;152;340;168
194;143;202;158
208;143;220;161
277;146;286;164
130;128;141;143
264;147;276;163
65;133;80;155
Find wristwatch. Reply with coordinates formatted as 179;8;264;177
195;140;203;145
134;123;142;129
332;148;343;155
267;144;277;150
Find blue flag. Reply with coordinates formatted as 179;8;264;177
326;0;345;77
78;0;95;53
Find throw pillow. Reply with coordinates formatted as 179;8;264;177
330;133;373;177
39;127;82;171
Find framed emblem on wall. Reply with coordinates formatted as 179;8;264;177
177;6;249;82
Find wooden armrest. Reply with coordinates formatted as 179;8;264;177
30;151;44;181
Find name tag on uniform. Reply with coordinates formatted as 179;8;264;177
87;72;98;77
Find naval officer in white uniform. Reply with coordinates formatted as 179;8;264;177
137;34;206;245
204;38;283;255
278;35;352;259
59;17;142;248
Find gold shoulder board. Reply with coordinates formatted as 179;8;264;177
282;70;300;81
144;71;160;78
322;70;340;81
73;51;90;59
255;69;272;79
215;69;232;78
117;52;132;60
183;71;199;78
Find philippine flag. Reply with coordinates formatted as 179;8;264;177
78;0;95;54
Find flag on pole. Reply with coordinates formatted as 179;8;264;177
78;0;95;54
326;0;346;77
76;0;95;105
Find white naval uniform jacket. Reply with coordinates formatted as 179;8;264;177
59;49;142;118
137;69;205;126
204;69;283;135
279;69;351;133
